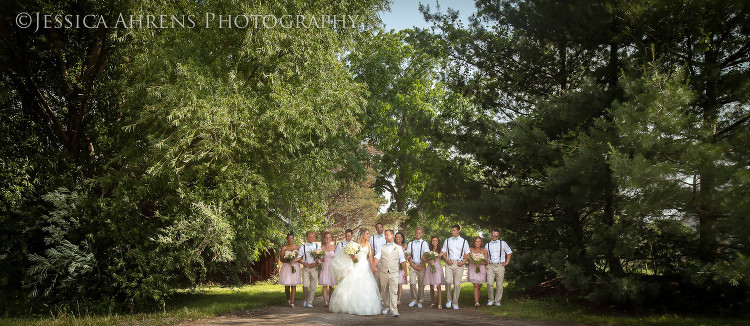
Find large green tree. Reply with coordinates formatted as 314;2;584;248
417;0;749;310
1;0;387;312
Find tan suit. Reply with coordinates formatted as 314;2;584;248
377;244;403;314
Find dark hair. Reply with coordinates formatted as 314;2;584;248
345;229;353;235
287;232;294;237
430;236;442;252
491;228;500;235
471;236;483;249
451;224;461;231
395;231;406;245
323;231;332;239
375;222;383;227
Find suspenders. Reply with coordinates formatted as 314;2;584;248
303;243;317;262
410;241;425;261
486;241;505;263
447;238;466;260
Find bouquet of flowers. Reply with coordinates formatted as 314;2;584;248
423;251;438;273
311;249;326;271
344;242;361;263
402;251;411;270
283;251;298;273
470;253;486;273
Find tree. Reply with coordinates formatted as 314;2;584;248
417;0;750;310
348;30;457;230
1;0;389;311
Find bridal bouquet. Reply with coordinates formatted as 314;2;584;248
311;249;326;271
423;251;438;273
283;251;298;273
470;253;486;273
344;242;361;263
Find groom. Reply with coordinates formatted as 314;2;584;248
373;230;407;317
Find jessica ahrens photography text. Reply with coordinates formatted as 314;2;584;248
15;12;361;32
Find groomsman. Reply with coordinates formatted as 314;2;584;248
296;230;320;308
442;224;469;310
336;229;354;254
407;227;429;308
485;228;512;306
369;222;386;256
370;222;386;292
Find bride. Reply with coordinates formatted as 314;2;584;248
328;228;382;315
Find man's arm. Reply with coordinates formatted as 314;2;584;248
502;241;513;267
503;253;512;267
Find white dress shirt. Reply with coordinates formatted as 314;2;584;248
484;240;512;264
374;242;406;263
336;240;350;254
297;242;321;265
370;234;386;256
442;237;470;261
407;239;429;264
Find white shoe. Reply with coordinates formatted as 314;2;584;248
495;302;502;306
391;313;400;317
408;301;417;307
381;309;388;315
453;305;459;310
487;301;494;306
417;303;423;308
445;301;452;308
303;301;307;307
307;303;314;308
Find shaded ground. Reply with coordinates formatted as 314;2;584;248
184;284;583;326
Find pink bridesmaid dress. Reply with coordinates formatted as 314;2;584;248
278;250;301;286
424;260;444;285
318;250;338;286
468;262;486;284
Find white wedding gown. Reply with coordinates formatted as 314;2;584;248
328;245;382;315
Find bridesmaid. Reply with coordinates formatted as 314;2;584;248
466;236;488;308
423;235;445;309
279;232;301;308
395;231;408;306
319;231;338;307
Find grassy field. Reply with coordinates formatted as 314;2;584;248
0;283;299;326
452;284;748;326
2;283;748;326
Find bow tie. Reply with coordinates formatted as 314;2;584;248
492;240;498;243
306;243;315;246
386;243;394;246
452;237;460;240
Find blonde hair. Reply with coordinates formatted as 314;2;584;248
358;228;370;246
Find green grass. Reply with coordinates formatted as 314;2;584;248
2;283;748;326
452;283;749;326
0;284;316;326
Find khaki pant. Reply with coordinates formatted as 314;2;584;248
379;271;399;314
444;261;465;304
486;264;506;302
409;265;426;303
301;266;318;303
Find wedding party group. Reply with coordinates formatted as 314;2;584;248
278;223;512;317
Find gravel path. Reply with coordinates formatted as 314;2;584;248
184;284;583;326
